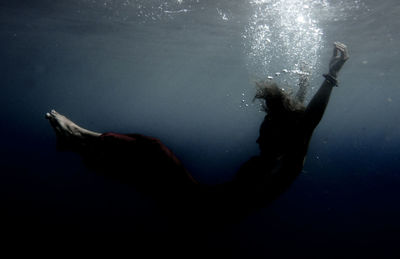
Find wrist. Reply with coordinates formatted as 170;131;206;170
323;73;338;86
329;71;338;78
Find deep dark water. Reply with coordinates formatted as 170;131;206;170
1;0;400;257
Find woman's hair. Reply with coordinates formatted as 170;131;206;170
254;81;306;156
254;81;305;116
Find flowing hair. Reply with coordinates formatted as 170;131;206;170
254;81;305;117
253;81;306;156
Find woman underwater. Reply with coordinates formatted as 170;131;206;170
46;42;349;222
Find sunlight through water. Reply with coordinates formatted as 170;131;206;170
243;0;326;89
243;0;368;92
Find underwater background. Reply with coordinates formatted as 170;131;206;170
1;0;399;257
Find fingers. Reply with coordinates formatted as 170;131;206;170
333;43;339;58
334;42;349;60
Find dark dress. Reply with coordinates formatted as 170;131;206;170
80;110;314;222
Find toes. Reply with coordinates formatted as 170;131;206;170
46;111;63;133
51;110;59;117
46;109;59;119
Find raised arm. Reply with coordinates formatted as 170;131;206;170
304;42;349;131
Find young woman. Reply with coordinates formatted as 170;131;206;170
46;42;349;220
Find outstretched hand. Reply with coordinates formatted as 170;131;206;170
329;42;349;78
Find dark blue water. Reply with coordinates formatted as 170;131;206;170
1;0;400;257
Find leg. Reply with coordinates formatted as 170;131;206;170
45;109;198;186
46;109;101;150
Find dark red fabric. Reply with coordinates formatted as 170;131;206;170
95;132;198;191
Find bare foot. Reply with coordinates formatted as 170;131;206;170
46;109;85;139
46;110;100;150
